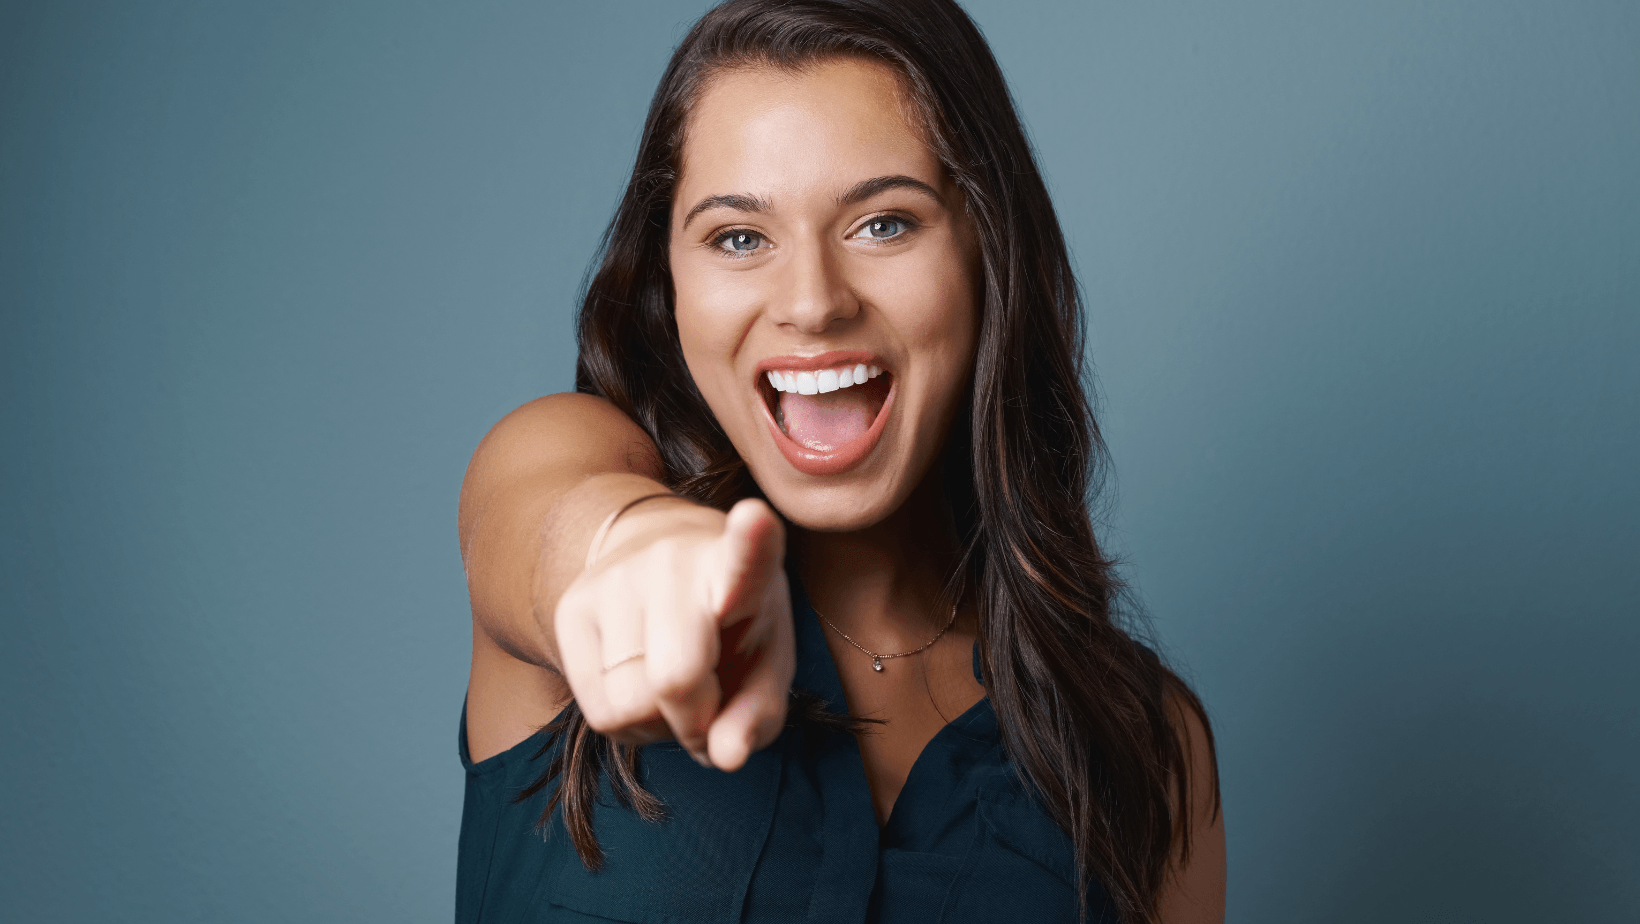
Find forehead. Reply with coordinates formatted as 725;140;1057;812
675;58;943;211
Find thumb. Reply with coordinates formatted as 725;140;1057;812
708;498;784;625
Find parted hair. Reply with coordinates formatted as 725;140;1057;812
521;1;1220;921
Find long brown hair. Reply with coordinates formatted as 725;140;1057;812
522;2;1219;920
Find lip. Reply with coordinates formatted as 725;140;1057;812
754;350;895;477
754;349;882;374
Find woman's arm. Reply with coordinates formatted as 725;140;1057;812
1156;698;1227;923
459;394;792;768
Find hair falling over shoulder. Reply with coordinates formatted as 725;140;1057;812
522;2;1220;921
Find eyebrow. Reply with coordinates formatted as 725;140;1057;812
681;192;772;230
680;174;943;230
836;174;943;208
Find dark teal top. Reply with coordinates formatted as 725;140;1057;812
456;583;1116;923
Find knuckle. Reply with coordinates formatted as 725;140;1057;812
600;707;643;733
648;667;695;700
648;654;706;699
579;701;615;733
585;716;627;737
584;697;645;734
592;601;642;636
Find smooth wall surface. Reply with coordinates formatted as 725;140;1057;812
2;1;1635;921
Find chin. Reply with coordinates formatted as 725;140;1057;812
754;473;910;533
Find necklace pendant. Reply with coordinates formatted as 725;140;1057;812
872;658;883;672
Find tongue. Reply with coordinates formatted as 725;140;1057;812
779;389;875;451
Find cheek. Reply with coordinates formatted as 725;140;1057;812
880;251;979;438
670;262;756;412
872;250;979;359
673;309;729;406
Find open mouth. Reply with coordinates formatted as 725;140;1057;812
756;352;895;477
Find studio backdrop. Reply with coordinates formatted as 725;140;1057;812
2;1;1636;921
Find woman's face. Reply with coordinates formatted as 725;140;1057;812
668;58;979;531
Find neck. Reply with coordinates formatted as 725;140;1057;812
791;471;960;645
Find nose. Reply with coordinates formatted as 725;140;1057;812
766;238;859;333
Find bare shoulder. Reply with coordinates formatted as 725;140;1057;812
467;394;663;488
1167;686;1220;826
461;395;661;531
1157;685;1226;924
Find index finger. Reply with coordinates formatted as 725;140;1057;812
710;498;785;624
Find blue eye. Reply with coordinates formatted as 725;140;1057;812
717;231;763;253
859;218;907;240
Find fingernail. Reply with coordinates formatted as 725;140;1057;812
687;748;713;769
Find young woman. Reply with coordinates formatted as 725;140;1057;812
456;1;1224;921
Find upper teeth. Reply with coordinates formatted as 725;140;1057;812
767;363;882;394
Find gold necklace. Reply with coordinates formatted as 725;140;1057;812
813;601;959;673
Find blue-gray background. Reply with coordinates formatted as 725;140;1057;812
2;0;1635;920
